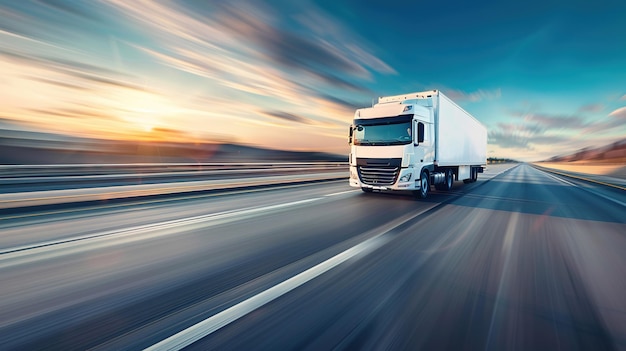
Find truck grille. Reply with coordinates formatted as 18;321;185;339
358;166;399;185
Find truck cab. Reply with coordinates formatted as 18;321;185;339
349;90;486;198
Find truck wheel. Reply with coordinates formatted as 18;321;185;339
414;170;429;199
444;169;453;190
361;187;373;193
463;168;478;183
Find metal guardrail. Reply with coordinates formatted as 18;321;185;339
0;172;348;210
1;164;348;185
0;162;348;169
531;164;626;191
0;163;349;211
0;162;348;177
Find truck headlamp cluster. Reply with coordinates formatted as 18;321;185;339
399;173;412;182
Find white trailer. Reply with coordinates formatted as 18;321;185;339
348;90;487;198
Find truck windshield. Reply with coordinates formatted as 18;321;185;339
353;121;412;146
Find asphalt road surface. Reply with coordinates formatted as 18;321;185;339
1;163;624;350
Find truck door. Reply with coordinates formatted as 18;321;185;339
414;119;434;164
421;121;434;163
413;120;424;164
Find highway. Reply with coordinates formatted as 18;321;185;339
1;163;625;350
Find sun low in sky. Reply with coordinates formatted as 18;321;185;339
1;0;625;161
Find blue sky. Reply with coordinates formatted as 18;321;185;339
0;0;625;161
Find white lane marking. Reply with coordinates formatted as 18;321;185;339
145;207;430;351
324;190;359;197
1;180;346;222
587;190;626;208
540;169;626;208
542;170;577;186
144;235;389;351
487;212;519;345
0;198;321;258
0;173;346;209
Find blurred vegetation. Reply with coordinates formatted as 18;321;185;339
546;139;626;163
487;157;519;164
0;130;347;164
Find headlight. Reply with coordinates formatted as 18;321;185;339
350;169;358;179
399;173;412;182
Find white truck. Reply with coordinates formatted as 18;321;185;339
348;90;487;198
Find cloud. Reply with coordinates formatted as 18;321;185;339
489;111;588;150
315;93;366;111
608;106;626;119
504;108;625;139
0;49;113;75
0;0;392;154
107;1;390;101
149;127;193;140
445;89;501;102
488;131;531;149
27;108;121;121
496;122;544;134
209;2;387;78
34;0;103;22
306;71;372;93
490;106;626;157
531;134;572;145
578;104;604;113
345;44;397;75
129;37;309;104
28;76;87;90
578;107;626;134
490;132;571;149
0;116;40;131
0;48;137;86
61;70;148;92
250;23;370;78
512;112;588;129
263;111;313;125
621;95;626;101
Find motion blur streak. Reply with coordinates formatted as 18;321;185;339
0;198;321;261
145;232;391;351
486;212;518;349
0;164;625;350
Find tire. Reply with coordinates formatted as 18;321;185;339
443;169;453;190
464;168;478;184
435;169;453;191
361;187;373;193
414;170;429;199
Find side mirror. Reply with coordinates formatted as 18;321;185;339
348;125;353;144
418;122;425;143
415;122;424;145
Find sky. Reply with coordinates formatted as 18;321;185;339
0;0;625;161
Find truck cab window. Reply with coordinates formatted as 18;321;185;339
417;122;425;143
353;121;412;146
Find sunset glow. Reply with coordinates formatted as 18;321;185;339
1;1;625;160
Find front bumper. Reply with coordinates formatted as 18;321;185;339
349;166;418;191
